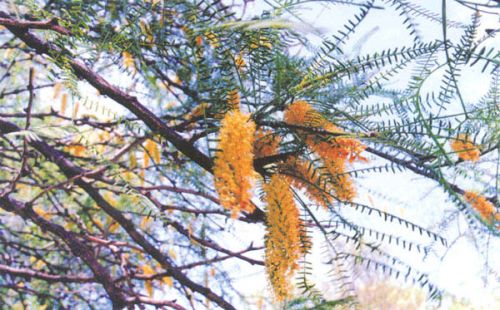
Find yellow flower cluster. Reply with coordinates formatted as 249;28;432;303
450;134;480;162
140;263;174;297
254;129;282;158
284;101;366;202
212;100;366;300
214;110;256;217
264;175;302;301
464;191;499;225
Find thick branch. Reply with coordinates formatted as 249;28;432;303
0;11;212;173
0;16;71;35
0;118;236;310
0;12;270;223
0;196;128;309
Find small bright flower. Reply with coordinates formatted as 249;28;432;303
214;110;256;217
64;144;86;157
464;191;498;225
53;82;62;99
450;134;480;162
235;52;246;70
284;101;366;161
72;101;80;119
60;93;68;115
141;264;155;297
264;175;302;301
195;35;203;46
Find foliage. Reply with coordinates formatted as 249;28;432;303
0;0;498;309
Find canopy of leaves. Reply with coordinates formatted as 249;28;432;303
0;0;498;309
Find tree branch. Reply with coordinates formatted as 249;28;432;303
0;196;128;309
0;118;236;310
0;16;70;35
0;263;95;284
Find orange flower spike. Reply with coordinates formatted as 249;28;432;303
254;129;281;158
185;102;210;121
463;191;497;224
281;157;332;208
285;100;366;163
284;101;364;202
213;110;256;217
450;134;480;162
323;158;356;202
60;93;68;115
284;100;319;127
264;175;302;301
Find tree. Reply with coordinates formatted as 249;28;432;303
0;0;498;309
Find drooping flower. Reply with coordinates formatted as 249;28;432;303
254;129;281;159
284;101;366;163
214;110;256;217
264;175;302;301
463;191;499;225
280;157;333;209
323;158;356;202
284;101;366;202
53;82;62;99
72;101;80;119
450;134;480;162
